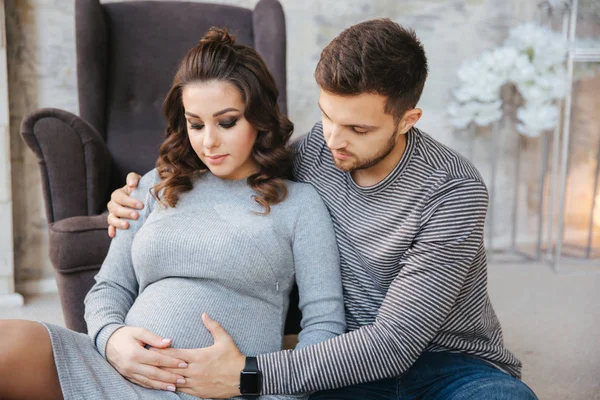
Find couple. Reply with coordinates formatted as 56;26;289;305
0;19;537;400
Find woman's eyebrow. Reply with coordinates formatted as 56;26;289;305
184;108;239;119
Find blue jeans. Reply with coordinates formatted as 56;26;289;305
310;351;537;400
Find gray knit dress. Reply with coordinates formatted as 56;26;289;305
41;169;346;400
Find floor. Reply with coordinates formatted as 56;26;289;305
1;261;598;400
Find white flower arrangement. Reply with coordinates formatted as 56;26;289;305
448;23;570;137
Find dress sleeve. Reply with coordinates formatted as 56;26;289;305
260;185;346;400
84;170;159;358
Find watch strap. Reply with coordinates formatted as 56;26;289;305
240;356;260;399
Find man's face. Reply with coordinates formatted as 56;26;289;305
318;89;403;172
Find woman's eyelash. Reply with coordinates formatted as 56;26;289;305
188;119;238;130
219;119;238;128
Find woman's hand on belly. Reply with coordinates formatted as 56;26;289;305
154;314;245;398
106;326;190;392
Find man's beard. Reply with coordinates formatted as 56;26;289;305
333;128;400;172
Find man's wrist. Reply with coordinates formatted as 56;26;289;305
239;356;262;398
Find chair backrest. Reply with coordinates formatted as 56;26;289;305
75;0;287;191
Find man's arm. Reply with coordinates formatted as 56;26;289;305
257;178;488;394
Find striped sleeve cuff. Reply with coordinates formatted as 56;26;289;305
257;350;293;395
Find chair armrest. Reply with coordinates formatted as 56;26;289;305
20;108;112;223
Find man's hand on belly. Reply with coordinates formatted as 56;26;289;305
106;326;190;392
154;313;245;398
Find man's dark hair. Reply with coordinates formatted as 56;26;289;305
315;18;428;122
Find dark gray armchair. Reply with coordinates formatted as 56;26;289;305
20;0;301;335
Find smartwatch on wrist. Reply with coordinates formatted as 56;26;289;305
239;356;262;399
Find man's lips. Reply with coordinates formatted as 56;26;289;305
332;150;352;160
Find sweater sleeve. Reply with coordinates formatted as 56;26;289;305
292;186;346;347
257;179;488;394
260;185;346;400
84;169;159;358
291;122;326;183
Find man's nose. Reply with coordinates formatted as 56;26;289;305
326;125;347;150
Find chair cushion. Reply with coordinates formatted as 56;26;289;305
49;213;111;274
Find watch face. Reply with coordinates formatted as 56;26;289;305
240;371;261;394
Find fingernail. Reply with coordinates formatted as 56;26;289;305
130;212;137;218
178;362;188;368
136;203;143;209
121;223;127;228
177;378;186;384
167;385;176;392
162;338;171;343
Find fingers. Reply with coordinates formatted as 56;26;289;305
134;329;172;349
129;372;178;392
139;349;189;369
126;172;142;188
202;313;232;344
149;346;187;361
109;187;144;214
107;212;130;230
105;173;144;235
136;364;186;385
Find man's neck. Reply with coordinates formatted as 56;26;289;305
351;133;408;187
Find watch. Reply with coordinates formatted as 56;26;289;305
239;356;262;398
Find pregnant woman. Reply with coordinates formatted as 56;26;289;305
0;28;345;400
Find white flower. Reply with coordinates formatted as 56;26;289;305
516;103;560;137
509;54;537;85
447;100;503;128
473;101;503;126
450;22;573;135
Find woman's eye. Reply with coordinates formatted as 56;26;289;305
190;124;204;130
219;119;238;129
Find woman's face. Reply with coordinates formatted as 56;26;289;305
182;80;259;180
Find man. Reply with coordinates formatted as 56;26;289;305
107;19;537;399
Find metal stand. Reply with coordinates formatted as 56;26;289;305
553;0;600;271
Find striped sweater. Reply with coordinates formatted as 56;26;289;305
256;122;522;394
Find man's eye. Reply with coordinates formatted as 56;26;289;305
352;128;369;134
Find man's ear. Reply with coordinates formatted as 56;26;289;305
400;108;423;133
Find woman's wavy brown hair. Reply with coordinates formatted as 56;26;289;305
153;27;294;214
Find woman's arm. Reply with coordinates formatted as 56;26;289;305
84;170;158;355
84;170;188;391
292;185;346;348
262;185;346;400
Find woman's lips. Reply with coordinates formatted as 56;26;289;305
205;154;228;165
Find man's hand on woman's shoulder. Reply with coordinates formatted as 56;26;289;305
107;172;144;237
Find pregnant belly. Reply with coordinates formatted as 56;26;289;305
125;278;285;355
